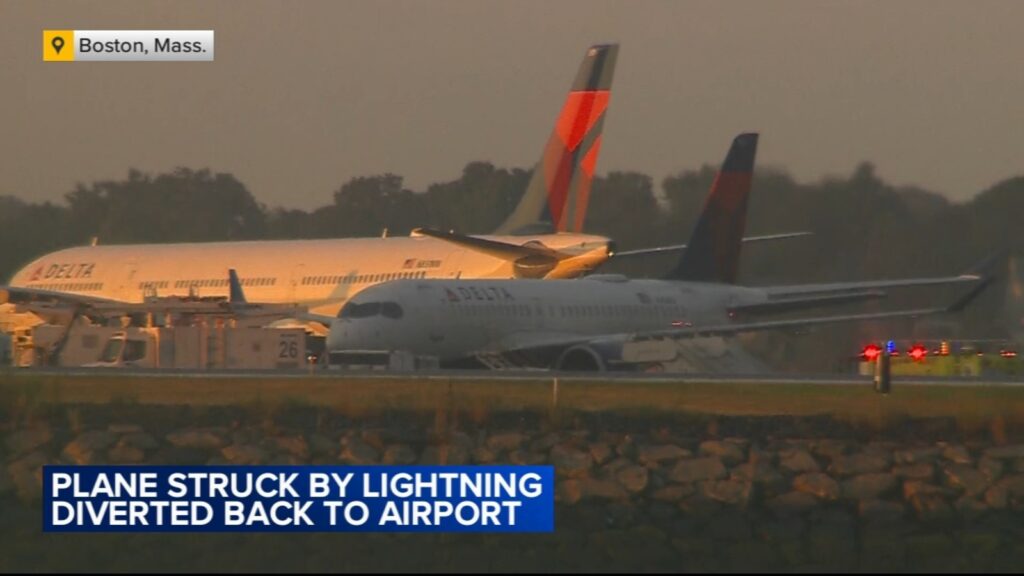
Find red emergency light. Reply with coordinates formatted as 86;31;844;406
861;344;882;361
909;344;927;362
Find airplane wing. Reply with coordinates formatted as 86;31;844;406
412;227;565;261
612;232;813;258
500;276;993;358
761;274;980;300
0;285;119;307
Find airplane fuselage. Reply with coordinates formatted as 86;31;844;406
325;276;770;361
6;233;612;319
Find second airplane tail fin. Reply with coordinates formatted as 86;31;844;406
666;132;759;284
493;44;618;235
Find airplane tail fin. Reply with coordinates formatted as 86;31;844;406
228;269;247;304
493;44;618;235
666;132;759;284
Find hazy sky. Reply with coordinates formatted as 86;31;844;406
2;0;1022;209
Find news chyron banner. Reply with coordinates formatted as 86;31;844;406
44;466;554;532
43;30;214;61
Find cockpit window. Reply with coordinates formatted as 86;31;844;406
338;301;403;319
381;302;403;319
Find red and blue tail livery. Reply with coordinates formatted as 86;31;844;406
494;44;618;235
668;132;759;284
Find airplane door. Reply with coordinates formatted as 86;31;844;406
440;249;465;279
420;283;448;348
117;260;138;301
290;263;305;302
531;297;546;331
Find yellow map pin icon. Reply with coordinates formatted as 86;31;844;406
43;30;75;61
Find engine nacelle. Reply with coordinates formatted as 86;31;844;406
553;341;631;372
513;254;558;279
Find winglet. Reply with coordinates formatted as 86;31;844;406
493;44;619;235
666;132;759;284
228;269;247;305
946;276;995;313
960;249;1007;279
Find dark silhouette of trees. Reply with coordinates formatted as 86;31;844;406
3;160;1022;372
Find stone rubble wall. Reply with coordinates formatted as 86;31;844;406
3;405;1024;571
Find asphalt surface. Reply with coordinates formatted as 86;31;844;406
3;366;1024;387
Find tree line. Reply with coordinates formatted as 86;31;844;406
1;162;1021;370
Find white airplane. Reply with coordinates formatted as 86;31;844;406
325;133;995;370
0;45;621;331
0;45;806;334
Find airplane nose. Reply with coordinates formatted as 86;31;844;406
326;319;364;351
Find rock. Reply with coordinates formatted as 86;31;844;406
486;432;525;452
268;435;310;460
652;484;694;502
842;473;898;500
669;457;727;483
550;444;592;478
381;444;417;465
894;446;941;464
418;445;467;465
558;479;583;505
941;444;972;465
766;491;819;517
792;472;840;500
892;462;934;480
569;477;628;501
637;444;690;466
529;432;562;453
903;480;955;501
942;463;990;497
615;436;637;459
982;444;1024;460
700;479;750;506
7;450;47;503
828;452;889;477
588;442;612;465
858;499;905;524
508;449;546;466
778;448;819;474
166;429;225;450
677;494;723;520
120;432;159;451
977;457;1004;482
810;439;849;460
338;437;379;464
615;465;649;494
107;443;146;464
63;431;118;465
731;461;785;487
954;497;988;520
221;444;268;465
307;433;336;457
471;446;496;464
984;484;1008;509
910;493;954;523
358;429;388;451
5;426;52;456
698;440;745;465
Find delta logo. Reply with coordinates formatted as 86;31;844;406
30;263;95;282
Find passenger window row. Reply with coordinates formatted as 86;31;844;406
32;282;104;292
302;271;427;286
